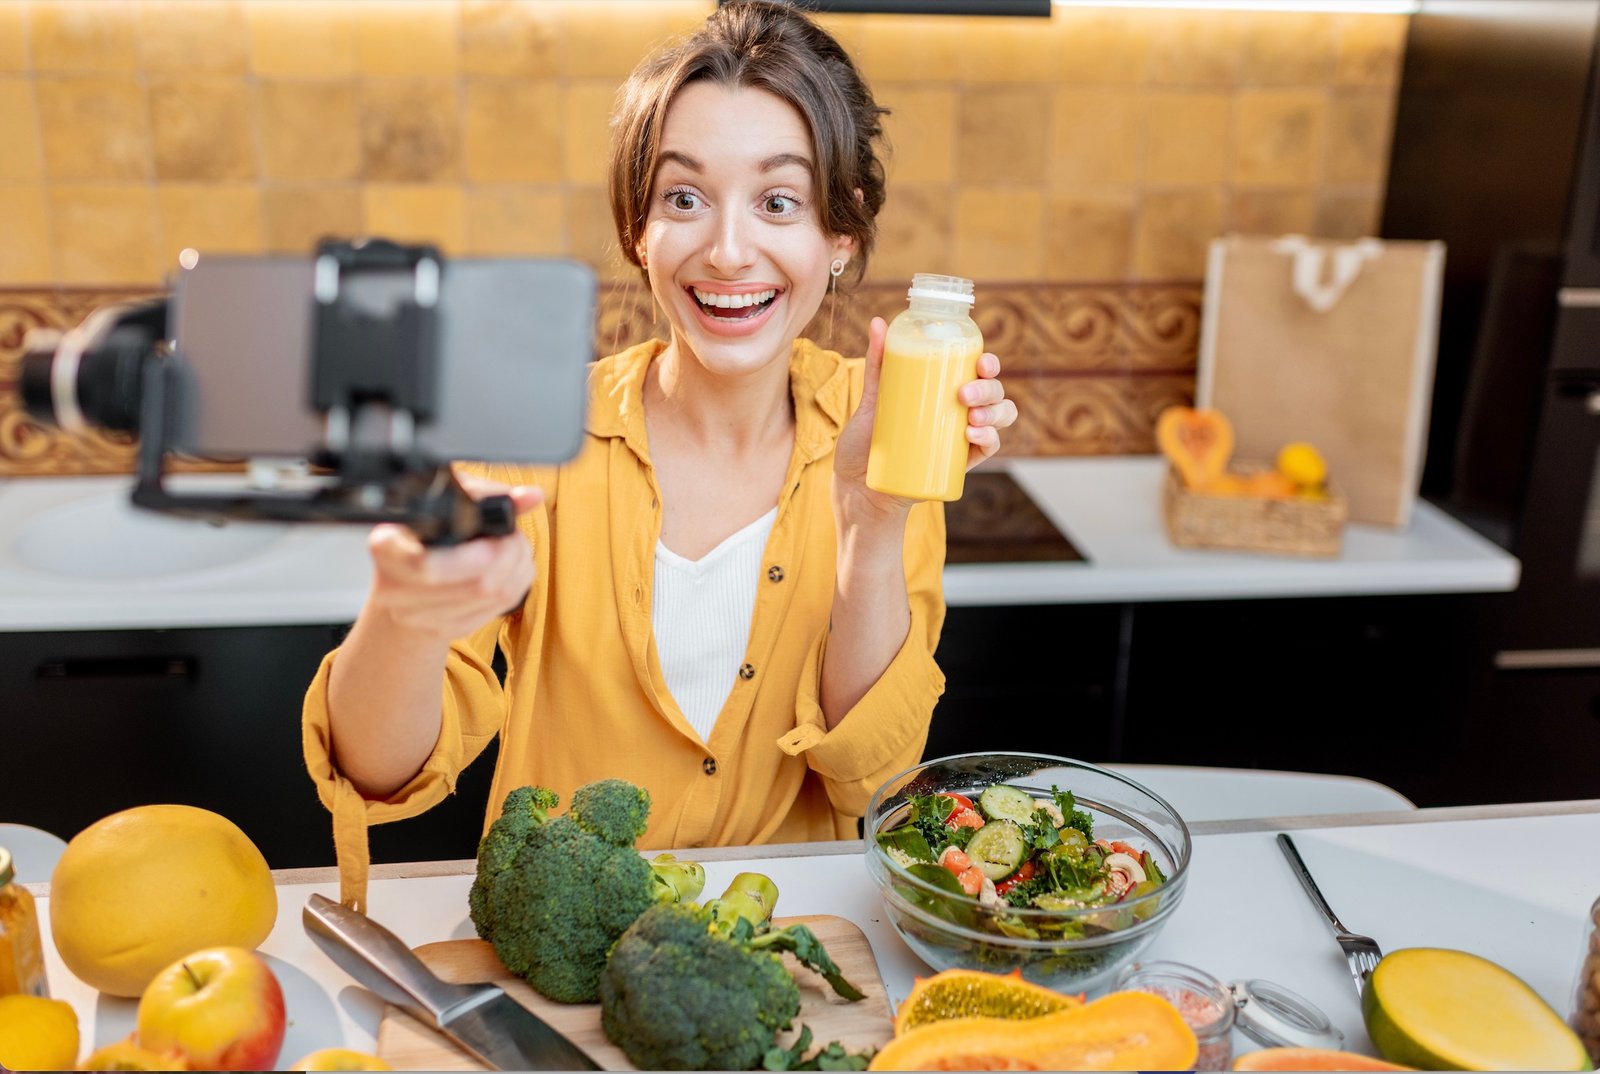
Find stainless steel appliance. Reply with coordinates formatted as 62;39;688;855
1383;1;1600;800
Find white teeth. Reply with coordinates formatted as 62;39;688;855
692;287;776;309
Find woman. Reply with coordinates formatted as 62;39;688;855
302;0;1017;908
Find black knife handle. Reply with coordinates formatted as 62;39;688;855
303;892;483;1025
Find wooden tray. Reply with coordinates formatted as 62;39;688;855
1162;465;1347;557
376;915;894;1071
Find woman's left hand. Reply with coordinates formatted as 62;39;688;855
835;317;1018;519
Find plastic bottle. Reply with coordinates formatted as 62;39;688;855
0;846;49;998
866;274;983;502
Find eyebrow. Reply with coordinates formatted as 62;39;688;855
655;150;814;174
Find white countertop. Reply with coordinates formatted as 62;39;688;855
29;800;1600;1067
940;457;1520;606
0;458;1519;631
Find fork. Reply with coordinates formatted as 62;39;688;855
1277;832;1384;998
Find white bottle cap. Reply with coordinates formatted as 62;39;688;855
907;273;975;306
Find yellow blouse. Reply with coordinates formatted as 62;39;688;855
302;338;947;909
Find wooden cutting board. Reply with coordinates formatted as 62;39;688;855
375;914;894;1071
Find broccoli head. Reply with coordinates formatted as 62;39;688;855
599;902;801;1071
468;781;703;1004
599;881;865;1071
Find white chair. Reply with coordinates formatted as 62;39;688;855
1102;764;1415;823
0;823;70;884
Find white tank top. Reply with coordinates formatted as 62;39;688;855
651;507;778;745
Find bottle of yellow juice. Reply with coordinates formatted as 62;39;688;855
867;274;983;501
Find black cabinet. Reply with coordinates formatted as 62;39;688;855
0;626;497;869
1119;594;1489;805
927;604;1121;763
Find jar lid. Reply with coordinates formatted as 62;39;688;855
907;273;975;306
0;847;12;887
1229;977;1345;1050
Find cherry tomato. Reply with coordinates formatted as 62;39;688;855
942;794;976;820
948;808;985;830
994;859;1037;897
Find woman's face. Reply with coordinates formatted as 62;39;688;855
639;81;853;379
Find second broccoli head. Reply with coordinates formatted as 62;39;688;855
468;779;705;1003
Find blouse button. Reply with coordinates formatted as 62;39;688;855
767;565;784;583
739;663;756;681
703;757;717;776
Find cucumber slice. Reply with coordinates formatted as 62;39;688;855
978;784;1038;825
964;819;1027;880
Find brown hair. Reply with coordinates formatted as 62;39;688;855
608;0;889;285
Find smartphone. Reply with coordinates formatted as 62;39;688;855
168;254;595;464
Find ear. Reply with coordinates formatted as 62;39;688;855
831;231;856;266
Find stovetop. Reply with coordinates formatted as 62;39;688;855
943;470;1087;564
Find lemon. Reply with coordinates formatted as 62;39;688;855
81;1036;188;1070
49;804;277;997
0;994;79;1071
1277;442;1327;487
292;1047;394;1071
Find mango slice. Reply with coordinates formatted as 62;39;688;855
1362;948;1590;1071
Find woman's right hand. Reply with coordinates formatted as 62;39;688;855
365;480;543;646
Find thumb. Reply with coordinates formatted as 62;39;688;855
508;485;545;517
859;316;888;408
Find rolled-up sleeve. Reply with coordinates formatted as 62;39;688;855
301;618;505;821
778;499;946;817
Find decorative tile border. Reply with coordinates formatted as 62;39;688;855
0;281;1200;475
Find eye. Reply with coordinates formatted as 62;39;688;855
663;187;702;212
763;193;801;215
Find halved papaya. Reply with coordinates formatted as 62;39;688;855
869;991;1197;1071
1362;948;1590;1071
894;968;1080;1035
1156;406;1234;491
1233;1047;1413;1071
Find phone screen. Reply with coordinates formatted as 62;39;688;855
169;255;595;464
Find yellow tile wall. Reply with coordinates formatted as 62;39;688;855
0;0;1404;287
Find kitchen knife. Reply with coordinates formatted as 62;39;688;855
303;892;602;1071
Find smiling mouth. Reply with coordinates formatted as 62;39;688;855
689;286;779;321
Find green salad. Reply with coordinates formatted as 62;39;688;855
875;784;1169;938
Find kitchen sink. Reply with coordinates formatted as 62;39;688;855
7;483;288;580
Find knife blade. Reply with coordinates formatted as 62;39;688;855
302;892;602;1071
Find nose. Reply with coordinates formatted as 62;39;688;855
705;208;756;276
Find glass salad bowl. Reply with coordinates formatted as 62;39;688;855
865;752;1192;995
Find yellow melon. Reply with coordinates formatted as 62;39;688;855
49;805;276;997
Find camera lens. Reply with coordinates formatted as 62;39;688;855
18;301;165;436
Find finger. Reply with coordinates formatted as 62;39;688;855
960;379;1006;408
420;536;501;585
966;423;1001;458
370;523;427;580
509;485;545;516
977;352;1000;379
970;399;1019;428
477;535;534;606
456;472;512;498
859;316;888;405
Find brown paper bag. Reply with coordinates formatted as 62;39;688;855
1197;234;1446;528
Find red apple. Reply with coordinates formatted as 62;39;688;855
136;945;285;1071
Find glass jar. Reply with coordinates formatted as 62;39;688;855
866;273;983;502
1116;959;1344;1071
1116;961;1236;1070
0;846;49;998
1570;894;1600;1065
